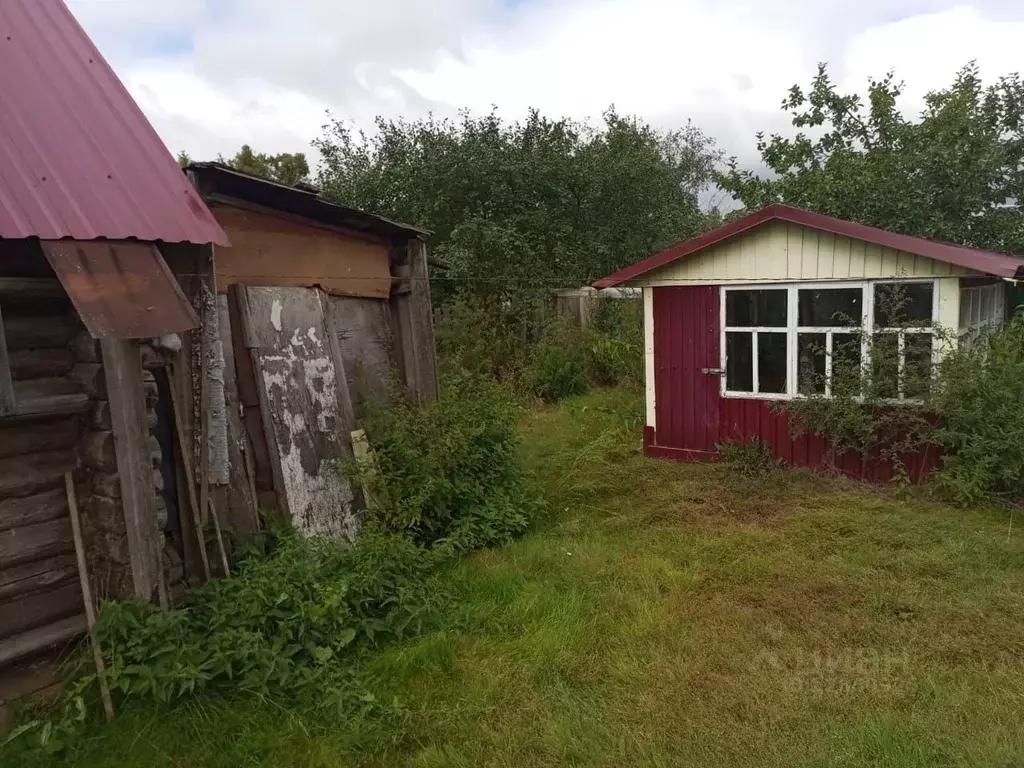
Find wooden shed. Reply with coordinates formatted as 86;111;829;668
0;0;231;706
184;163;438;542
596;204;1024;479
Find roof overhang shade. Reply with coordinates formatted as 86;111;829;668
595;204;1024;288
41;240;199;339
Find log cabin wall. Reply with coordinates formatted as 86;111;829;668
0;245;90;669
0;242;184;678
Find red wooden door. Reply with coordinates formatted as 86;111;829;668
652;286;720;455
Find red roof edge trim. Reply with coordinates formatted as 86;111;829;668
594;204;1024;287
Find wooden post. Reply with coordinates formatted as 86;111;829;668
64;473;115;722
390;240;438;403
100;338;158;599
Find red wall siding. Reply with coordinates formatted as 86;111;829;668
649;285;939;484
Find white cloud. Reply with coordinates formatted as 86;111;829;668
67;0;1024;174
843;5;1024;111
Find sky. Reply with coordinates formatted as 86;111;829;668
69;0;1024;185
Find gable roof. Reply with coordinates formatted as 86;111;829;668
0;0;228;245
594;204;1024;288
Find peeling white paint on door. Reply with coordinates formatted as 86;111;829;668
270;299;283;331
247;286;360;542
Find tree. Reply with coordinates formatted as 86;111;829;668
177;150;192;169
719;63;1024;255
218;144;311;187
315;108;721;304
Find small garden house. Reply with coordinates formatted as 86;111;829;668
595;204;1024;478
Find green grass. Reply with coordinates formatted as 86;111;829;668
11;388;1024;767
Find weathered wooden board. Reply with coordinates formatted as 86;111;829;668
216;295;259;541
3;315;75;352
241;286;357;541
0;516;73;567
0;488;68;531
327;296;393;419
214;206;392;299
8;349;76;380
0;300;14;417
0;554;77;601
0;419;79;460
101;338;159;599
227;285;277;509
0;614;86;666
389;241;438;403
0;450;77;499
10;378;89;419
0;581;82;640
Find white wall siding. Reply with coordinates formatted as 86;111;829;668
643;286;655;427
646;221;972;285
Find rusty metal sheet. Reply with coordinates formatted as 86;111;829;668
41;240;199;339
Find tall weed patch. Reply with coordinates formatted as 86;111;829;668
934;313;1024;505
6;527;441;758
357;370;545;550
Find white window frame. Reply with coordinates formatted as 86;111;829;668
720;279;939;402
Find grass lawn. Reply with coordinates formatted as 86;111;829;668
12;388;1024;767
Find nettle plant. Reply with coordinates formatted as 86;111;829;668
774;280;949;482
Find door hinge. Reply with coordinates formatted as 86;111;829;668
701;367;725;375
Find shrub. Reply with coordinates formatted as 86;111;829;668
586;299;643;388
6;526;441;756
717;437;781;478
527;319;591;402
933;314;1024;505
357;369;544;550
435;295;544;386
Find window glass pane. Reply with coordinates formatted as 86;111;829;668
798;288;862;327
726;289;787;327
904;333;934;398
832;333;863;397
870;332;899;398
725;332;753;391
874;282;933;327
797;333;826;394
758;332;787;394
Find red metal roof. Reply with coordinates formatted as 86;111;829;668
0;0;229;245
595;204;1024;288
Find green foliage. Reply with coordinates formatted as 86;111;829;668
435;295;542;386
525;300;644;402
776;305;942;482
218;144;312;187
720;62;1024;255
315;109;721;305
357;370;544;551
176;150;192;169
933;314;1024;505
527;319;592;402
586;300;644;388
717;437;781;478
5;527;440;758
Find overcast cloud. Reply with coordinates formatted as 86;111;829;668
68;0;1024;181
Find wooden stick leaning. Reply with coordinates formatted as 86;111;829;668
167;364;211;581
64;472;115;722
208;492;231;578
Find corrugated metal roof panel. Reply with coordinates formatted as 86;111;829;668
0;0;228;245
